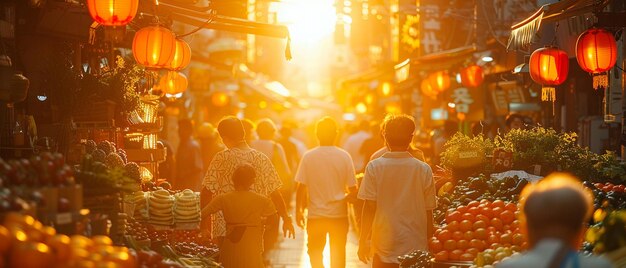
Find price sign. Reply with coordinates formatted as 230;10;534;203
56;212;72;225
493;148;513;172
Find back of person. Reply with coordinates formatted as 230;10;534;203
298;146;354;218
497;239;613;268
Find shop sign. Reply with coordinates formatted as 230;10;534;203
449;86;484;121
493;148;513;172
420;4;442;54
488;81;525;116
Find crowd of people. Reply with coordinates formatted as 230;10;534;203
165;113;613;268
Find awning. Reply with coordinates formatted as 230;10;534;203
410;45;478;72
506;0;610;51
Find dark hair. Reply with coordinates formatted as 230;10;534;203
217;116;245;141
521;173;593;238
256;119;276;140
316;117;338;145
383;114;415;147
505;113;525;128
232;163;256;189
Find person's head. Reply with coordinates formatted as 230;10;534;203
519;173;594;249
241;118;256;142
217;116;246;148
505;113;525;131
232;163;256;190
256;119;277;140
315;117;338;146
383;114;415;150
197;122;217;140
178;119;194;139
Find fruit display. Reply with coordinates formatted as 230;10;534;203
125;191;149;221
148;189;175;226
584;209;626;255
77;140;141;193
174;190;201;226
0;153;75;188
398;250;433;268
583;181;626;210
470;247;520;267
430;199;526;263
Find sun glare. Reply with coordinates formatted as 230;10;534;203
273;0;336;45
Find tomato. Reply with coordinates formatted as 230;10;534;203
437;230;452;241
500;233;512;245
469;239;485;251
463;231;474;240
457;240;469;250
434;250;449;261
512;233;525;246
490;218;504;231
452;231;464;240
602;186;613;192
594;183;603;189
446;211;462;223
449;249;464;261
460;220;473;232
473;220;487;230
479;206;493;218
504;202;518;212
476;214;490;223
465;247;480;256
459;253;475;261
474;228;487;240
456;206;469;214
492;207;504;217
446;221;460;232
429;239;443;252
467;201;480;208
500;211;515;224
443;240;457;251
468;207;480;216
461;213;475;222
487;234;499;245
491;200;505;209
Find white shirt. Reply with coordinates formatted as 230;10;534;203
289;136;308;159
358;151;437;264
250;139;291;175
295;146;356;219
497;239;613;268
342;130;371;172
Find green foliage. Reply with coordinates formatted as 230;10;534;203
100;56;142;113
594;151;626;183
494;127;561;170
440;133;494;172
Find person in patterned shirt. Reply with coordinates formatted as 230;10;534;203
202;116;295;256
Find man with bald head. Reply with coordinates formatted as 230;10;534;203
498;173;613;268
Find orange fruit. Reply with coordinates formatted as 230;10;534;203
461;213;475;222
468;206;480;216
491;200;505;209
446;221;460;232
466;247;480;256
479;206;493;218
500;233;512;244
443;240;457;251
452;231;464;240
446;211;462;223
460;220;473;232
487;234;499;245
457;240;469;250
449;249;464;261
463;231;474;240
512;233;524;246
470;239;485;250
473;220;487;230
492;207;504;217
437;230;452;241
456;206;469;214
467;201;480;208
476;214;490;223
505;202;517;212
460;253;475;261
500;211;515;224
474;228;487;240
490;218;504;231
434;251;449;261
429;239;443;252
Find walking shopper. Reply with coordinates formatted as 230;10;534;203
251;119;293;208
201;164;277;268
498;173;613;268
295;117;358;268
175;119;204;192
343;120;371;173
358;114;436;268
202;116;295;256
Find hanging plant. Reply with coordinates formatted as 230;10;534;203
100;56;142;113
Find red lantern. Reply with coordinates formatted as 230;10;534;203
428;71;450;92
132;26;177;68
576;28;617;90
87;0;139;26
421;79;437;99
460;65;484;88
159;71;188;95
168;38;192;71
529;47;569;102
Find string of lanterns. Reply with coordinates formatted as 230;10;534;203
87;0;192;96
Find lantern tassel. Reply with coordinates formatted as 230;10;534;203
541;87;555;102
285;36;292;61
593;73;608;90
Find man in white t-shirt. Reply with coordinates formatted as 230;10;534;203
358;114;436;267
342;121;371;173
295;117;358;268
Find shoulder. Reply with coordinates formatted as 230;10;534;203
496;254;539;268
578;254;613;268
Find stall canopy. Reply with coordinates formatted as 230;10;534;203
410;45;478;72
506;0;610;51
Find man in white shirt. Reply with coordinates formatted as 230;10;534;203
497;173;613;268
358;114;436;268
342;121;371;173
295;117;358;268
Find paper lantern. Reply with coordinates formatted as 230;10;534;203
529;47;569;102
211;92;229;107
159;71;188;95
87;0;139;26
460;65;484;88
421;79;438;99
169;38;192;70
429;71;450;93
132;26;177;68
576;28;617;90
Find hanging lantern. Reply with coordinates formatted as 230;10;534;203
460;65;484;88
576;28;617;90
211;92;229;107
421;79;438;99
87;0;139;26
169;38;192;71
159;71;188;95
132;26;177;68
428;71;450;92
529;47;569;102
